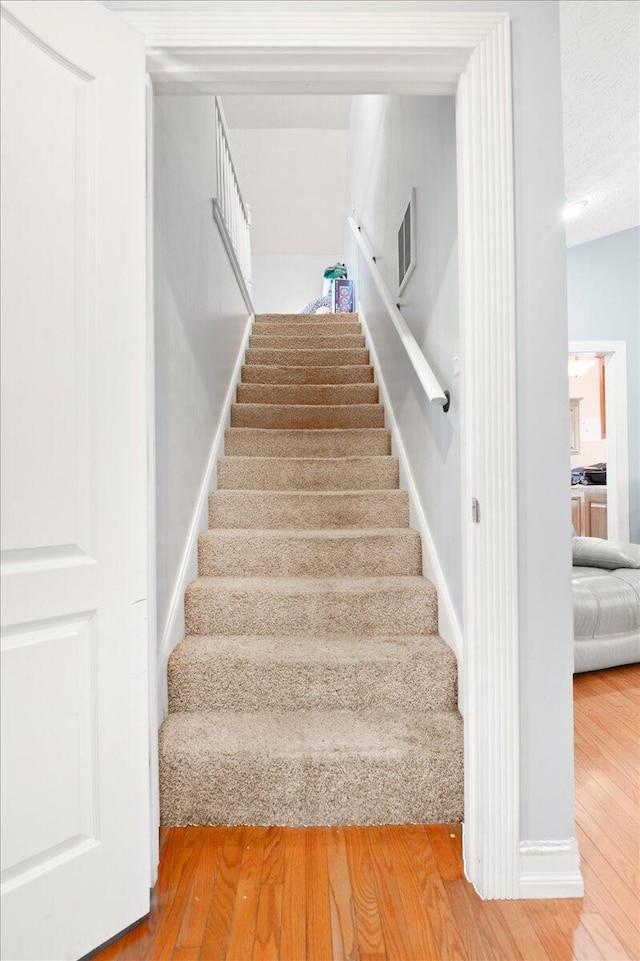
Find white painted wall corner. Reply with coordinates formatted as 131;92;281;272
156;313;253;720
519;839;584;899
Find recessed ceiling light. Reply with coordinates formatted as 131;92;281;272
563;199;589;223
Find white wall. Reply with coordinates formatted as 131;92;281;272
226;126;348;312
339;0;576;846
567;227;640;542
345;95;461;622
154;96;249;662
251;254;340;313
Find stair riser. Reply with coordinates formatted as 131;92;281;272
230;404;384;429
169;646;457;715
246;348;369;366
252;323;362;337
159;730;463;826
224;428;391;458
237;384;378;406
241;365;374;385
185;583;438;636
255;313;358;324
209;491;410;529
249;335;366;350
217;456;399;491
198;530;421;577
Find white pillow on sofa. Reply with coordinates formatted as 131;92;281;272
572;536;640;570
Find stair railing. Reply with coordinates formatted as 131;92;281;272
212;97;253;312
347;217;450;410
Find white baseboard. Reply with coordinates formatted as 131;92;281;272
156;313;254;720
519;839;584;899
357;303;464;672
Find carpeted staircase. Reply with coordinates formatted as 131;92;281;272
159;312;463;826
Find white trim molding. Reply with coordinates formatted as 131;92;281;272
118;9;506;96
456;16;520;900
126;6;581;899
156;314;253;719
519;840;584;899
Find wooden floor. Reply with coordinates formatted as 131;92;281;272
96;664;639;961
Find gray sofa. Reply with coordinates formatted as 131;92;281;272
572;537;640;673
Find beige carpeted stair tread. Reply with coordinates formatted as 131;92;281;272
208;489;411;529
231;403;384;429
160;311;462;828
241;364;374;384
198;527;421;577
168;634;457;713
159;708;463;826
250;334;366;350
224;428;391;457
246;347;369;366
252;321;362;336
184;575;438;636
255;312;359;323
237;383;378;406
217;455;399;491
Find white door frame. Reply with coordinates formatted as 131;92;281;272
569;341;630;542
126;8;520;898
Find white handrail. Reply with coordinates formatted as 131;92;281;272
213;97;252;294
348;217;448;408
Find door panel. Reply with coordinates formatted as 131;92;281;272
0;2;149;959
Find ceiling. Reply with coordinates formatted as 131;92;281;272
104;0;639;249
560;0;640;246
222;95;352;130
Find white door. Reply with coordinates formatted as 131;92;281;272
0;2;150;959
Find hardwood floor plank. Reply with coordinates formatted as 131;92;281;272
581;912;634;960
225;827;268;961
590;666;640;703
574;759;639;829
252;883;283;961
343;827;386;959
201;827;247;961
574;675;640;726
380;827;440;961
495;901;551;961
424;825;464;881
575;797;638;887
306;828;332;961
441;879;500;961
560;921;601;961
365;826;415;960
279;828;306;961
146;827;207;961
522;900;577;961
326;827;359;961
393;825;467;961
574;699;640;758
177;829;225;950
261;827;286;885
476;901;526;961
576;830;640;958
575;736;640;807
172;947;201;961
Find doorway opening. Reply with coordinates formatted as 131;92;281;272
568;342;629;542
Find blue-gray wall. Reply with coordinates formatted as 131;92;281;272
567;227;640;543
